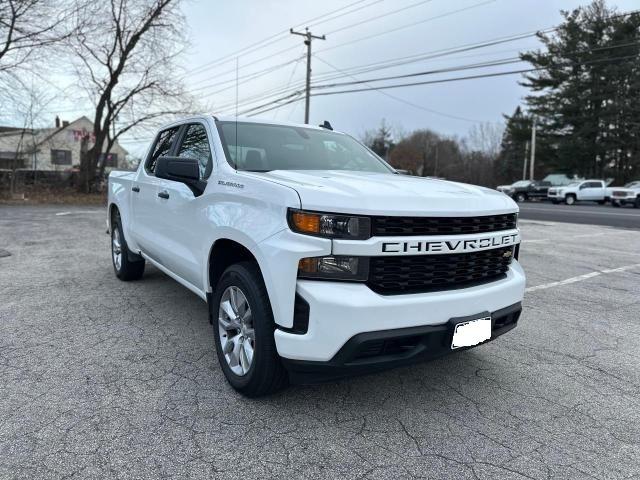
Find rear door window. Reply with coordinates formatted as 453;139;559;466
146;127;179;174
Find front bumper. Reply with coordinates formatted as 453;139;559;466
283;302;522;384
274;261;525;363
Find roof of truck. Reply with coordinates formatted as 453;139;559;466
214;115;338;132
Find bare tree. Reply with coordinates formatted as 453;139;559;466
465;122;504;158
0;1;75;88
70;0;199;192
2;83;51;196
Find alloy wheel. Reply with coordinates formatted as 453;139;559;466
218;286;255;376
112;228;122;271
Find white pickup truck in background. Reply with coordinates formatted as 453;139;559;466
547;179;608;205
610;181;640;208
108;116;525;396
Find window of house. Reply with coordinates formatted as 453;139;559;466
146;127;179;174
51;149;72;165
176;124;212;179
99;153;118;168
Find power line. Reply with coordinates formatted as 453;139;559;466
311;54;640;97
324;0;433;36
313;54;482;123
317;0;497;54
313;57;524;90
183;0;384;77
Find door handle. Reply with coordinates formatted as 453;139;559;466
132;186;140;193
158;191;170;199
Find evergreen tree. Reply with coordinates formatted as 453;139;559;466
363;119;395;159
496;107;532;183
520;1;640;181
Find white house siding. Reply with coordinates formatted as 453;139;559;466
0;116;128;171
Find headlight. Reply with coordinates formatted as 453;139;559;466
288;209;371;239
297;256;369;281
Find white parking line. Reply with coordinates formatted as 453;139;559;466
521;207;639;217
55;211;102;216
526;263;640;292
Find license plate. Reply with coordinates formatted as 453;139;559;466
451;316;491;349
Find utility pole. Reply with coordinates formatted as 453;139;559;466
290;27;326;124
433;144;439;177
522;141;529;181
529;117;537;180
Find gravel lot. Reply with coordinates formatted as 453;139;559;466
1;205;639;480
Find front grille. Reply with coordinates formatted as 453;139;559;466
367;246;513;295
612;191;628;197
371;213;517;236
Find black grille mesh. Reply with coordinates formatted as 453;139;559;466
368;246;513;295
371;214;517;236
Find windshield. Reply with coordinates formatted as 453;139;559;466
217;121;394;173
511;180;531;187
565;182;579;187
624;181;639;188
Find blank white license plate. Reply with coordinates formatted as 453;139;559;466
451;317;491;349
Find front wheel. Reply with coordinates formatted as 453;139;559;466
515;193;527;203
212;262;288;397
612;200;621;208
565;195;576;205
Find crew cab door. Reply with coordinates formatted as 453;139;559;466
578;181;604;200
150;122;214;288
130;126;181;261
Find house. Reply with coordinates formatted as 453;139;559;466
0;116;128;172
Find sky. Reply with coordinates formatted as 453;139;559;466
23;0;640;158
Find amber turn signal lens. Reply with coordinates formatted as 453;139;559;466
298;257;318;273
291;212;320;234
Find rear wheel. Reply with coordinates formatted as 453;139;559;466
111;212;145;281
212;262;288;397
565;195;576;205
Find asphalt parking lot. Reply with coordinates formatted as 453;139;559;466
1;205;639;480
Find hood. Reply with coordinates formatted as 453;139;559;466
244;170;518;216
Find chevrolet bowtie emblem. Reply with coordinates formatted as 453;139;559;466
503;250;513;258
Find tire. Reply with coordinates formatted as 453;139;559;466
635;197;640;209
515;193;527;203
565;195;576;205
111;211;145;281
551;199;559;205
597;200;606;205
212;261;288;397
612;200;621;208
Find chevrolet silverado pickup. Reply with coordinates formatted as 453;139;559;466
547;179;608;205
610;181;640;208
108;116;525;396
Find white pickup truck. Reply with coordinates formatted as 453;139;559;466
547;179;608;205
610;181;640;208
108;116;525;396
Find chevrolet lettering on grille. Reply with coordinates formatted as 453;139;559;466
381;233;519;254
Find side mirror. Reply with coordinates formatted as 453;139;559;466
155;156;206;196
579;184;587;190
